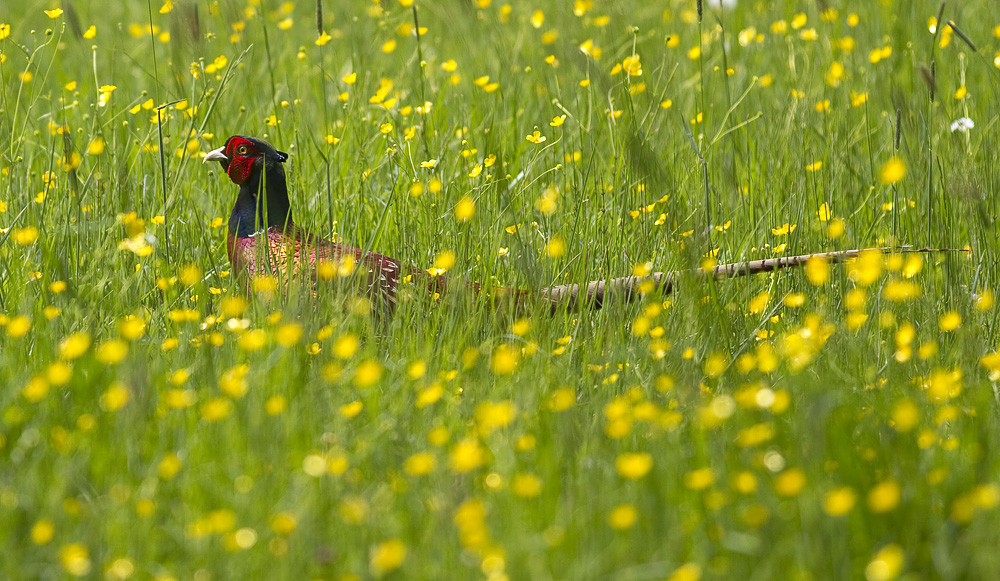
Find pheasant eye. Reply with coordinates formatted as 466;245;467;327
236;144;249;155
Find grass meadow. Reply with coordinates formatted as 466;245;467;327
2;0;1000;579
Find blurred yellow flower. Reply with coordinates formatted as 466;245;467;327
22;377;49;402
96;339;128;365
200;397;233;422
535;185;559;215
59;543;90;576
703;352;727;378
607;504;637;530
85;137;105;155
416;383;443;409
668;563;702;581
265;395;287;415
119;315;146;340
302;454;326;477
6;315;31;338
425;249;456;277
848;249;882;287
512;473;542;498
615;452;653;480
238;329;267;352
158;452;183;479
275;323;303;347
449;438;487;472
31;520;54;545
804;255;829;286
13;226;38;245
879;157;906;185
340;401;363;419
270;512;298;536
548;388;575;411
404;452;436;476
165;389;196;409
732;471;758;494
490;344;520;374
334;333;359;359
775;468;806;497
179;264;202;286
370;539;407;576
865;544;904;581
545;236;566;258
867;479;901;513
823;486;856;516
977;290;995;311
749;291;770;314
455;196;475;222
219;365;249;398
938;311;961;332
883;279;921;302
530;9;544;28
58;332;91;360
354;359;383;388
100;382;130;412
686;467;715;490
475;400;517;435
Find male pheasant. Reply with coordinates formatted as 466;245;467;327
204;135;961;311
204;135;418;307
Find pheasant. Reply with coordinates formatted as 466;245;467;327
204;135;963;312
203;135;416;307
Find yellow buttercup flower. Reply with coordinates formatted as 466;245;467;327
823;486;857;516
879;157;906;184
607;504;638;530
615;452;653;479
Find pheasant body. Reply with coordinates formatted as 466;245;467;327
225;223;404;301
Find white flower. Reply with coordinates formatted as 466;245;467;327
950;117;974;133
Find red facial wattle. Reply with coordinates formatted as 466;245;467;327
224;137;256;185
226;155;254;185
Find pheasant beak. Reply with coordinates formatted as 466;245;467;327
203;146;229;164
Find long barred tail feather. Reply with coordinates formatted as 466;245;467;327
539;247;969;312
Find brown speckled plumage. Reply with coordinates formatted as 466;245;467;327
226;224;402;295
